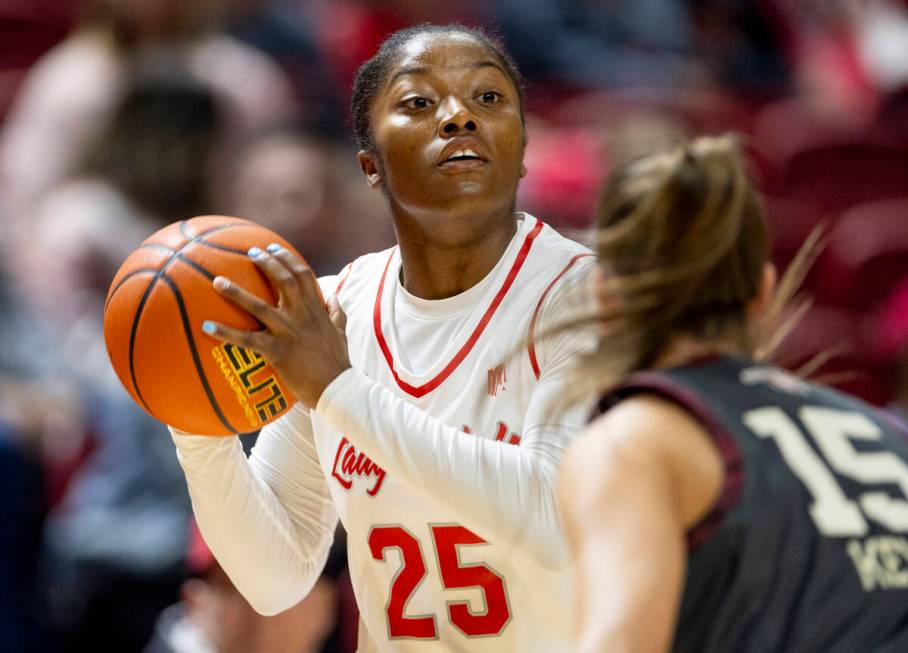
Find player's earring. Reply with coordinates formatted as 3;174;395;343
368;172;381;187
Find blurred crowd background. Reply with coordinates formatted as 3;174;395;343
1;1;908;651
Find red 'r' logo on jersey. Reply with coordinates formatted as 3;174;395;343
331;437;387;496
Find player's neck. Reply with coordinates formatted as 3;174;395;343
394;212;519;300
654;335;750;370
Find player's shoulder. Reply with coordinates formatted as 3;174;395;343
523;214;595;285
527;214;591;256
317;246;397;299
519;215;595;322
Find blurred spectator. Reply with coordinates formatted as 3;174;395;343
302;0;406;110
518;119;607;229
687;0;791;93
10;60;228;653
852;0;908;93
229;124;397;274
230;127;360;275
302;0;482;109
493;0;702;89
0;0;295;230
221;0;343;134
15;62;224;364
0;0;79;122
760;0;908;127
0;266;53;653
145;521;346;653
40;390;192;653
0;422;47;653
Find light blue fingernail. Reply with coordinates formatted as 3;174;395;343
248;246;262;257
202;321;217;334
266;243;282;253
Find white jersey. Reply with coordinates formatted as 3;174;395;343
172;214;595;652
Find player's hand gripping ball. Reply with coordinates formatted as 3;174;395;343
104;216;319;435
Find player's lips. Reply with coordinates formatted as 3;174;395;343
436;138;489;171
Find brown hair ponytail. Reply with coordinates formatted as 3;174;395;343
572;134;772;399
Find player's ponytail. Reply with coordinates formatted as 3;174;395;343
573;134;790;398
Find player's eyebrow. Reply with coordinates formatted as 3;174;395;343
470;60;507;77
388;65;430;86
388;60;507;86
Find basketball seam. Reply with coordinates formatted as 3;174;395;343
175;253;215;280
136;243;217;281
192;240;249;255
127;275;159;412
105;268;160;311
108;249;218;311
180;220;251;255
139;241;222;281
159;274;239;434
123;223;242;418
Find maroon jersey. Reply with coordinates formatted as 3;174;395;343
599;355;908;653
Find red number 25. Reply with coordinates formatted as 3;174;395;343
368;524;511;639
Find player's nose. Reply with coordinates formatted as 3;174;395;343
438;97;478;136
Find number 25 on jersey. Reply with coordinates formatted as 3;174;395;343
368;524;511;639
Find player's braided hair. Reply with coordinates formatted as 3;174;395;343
350;24;526;152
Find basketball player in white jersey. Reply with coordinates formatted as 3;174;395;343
171;25;594;652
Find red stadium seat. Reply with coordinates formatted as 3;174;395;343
751;98;869;184
774;303;889;405
777;142;908;211
874;84;908;148
763;195;830;268
814;199;908;310
0;2;78;121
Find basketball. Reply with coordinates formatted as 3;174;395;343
104;215;308;435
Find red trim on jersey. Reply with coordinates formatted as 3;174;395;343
527;253;593;379
374;220;545;398
334;262;354;295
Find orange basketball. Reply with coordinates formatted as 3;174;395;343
104;215;312;435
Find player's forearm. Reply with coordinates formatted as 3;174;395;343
574;559;677;653
171;422;336;615
316;368;570;568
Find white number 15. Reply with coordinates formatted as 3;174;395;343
744;406;908;537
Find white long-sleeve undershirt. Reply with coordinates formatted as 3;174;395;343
316;363;582;569
171;262;592;614
171;405;338;616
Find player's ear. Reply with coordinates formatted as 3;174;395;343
358;150;382;189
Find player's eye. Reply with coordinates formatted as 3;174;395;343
402;96;431;110
477;91;502;104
